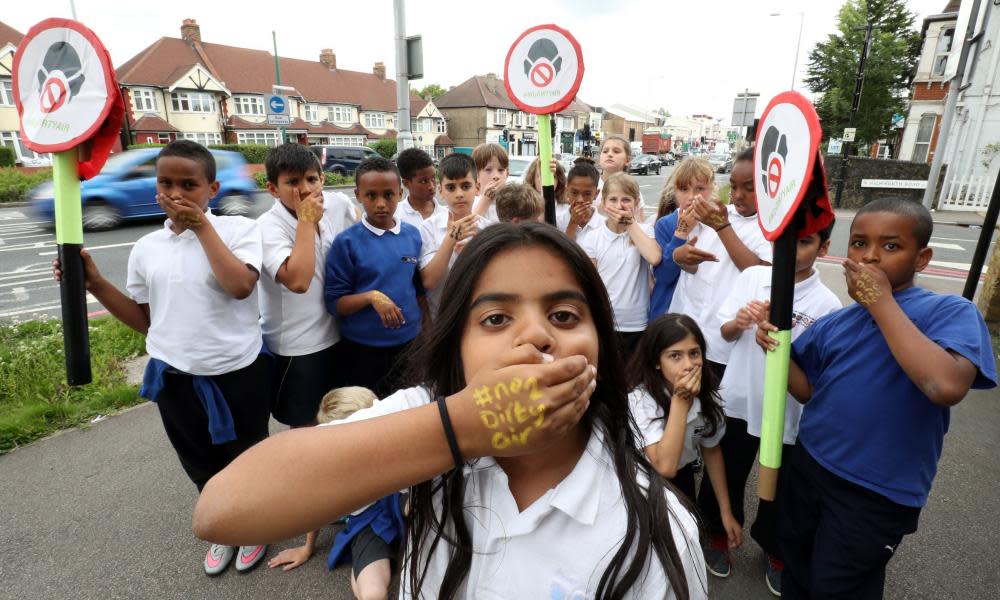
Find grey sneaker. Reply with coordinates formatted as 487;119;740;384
234;544;268;573
704;536;731;578
204;544;235;576
765;555;783;596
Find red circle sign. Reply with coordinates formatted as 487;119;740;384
767;156;782;198
40;77;68;114
503;24;585;115
530;62;554;88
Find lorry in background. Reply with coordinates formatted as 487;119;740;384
642;130;672;156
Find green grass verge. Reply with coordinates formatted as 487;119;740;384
718;184;731;205
0;317;146;454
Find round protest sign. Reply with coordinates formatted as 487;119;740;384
13;18;117;153
753;92;823;241
504;24;584;115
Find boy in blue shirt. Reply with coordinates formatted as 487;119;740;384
757;198;997;598
325;157;423;397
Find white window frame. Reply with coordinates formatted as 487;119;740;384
514;112;524;127
561;116;573;130
171;91;216;113
931;27;955;77
181;132;222;146
436;118;446;133
0;78;13;106
0;130;47;161
912;113;937;163
237;131;280;147
364;112;386;128
331;135;366;146
327;106;353;123
495;109;508;126
305;104;320;122
234;95;264;116
528;114;537;128
133;88;157;112
590;117;602;130
157;133;171;144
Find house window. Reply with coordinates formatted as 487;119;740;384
0;131;47;162
157;133;171;143
912;113;937;163
436;119;446;133
133;88;157;112
237;131;280;146
590;116;601;130
305;104;320;122
0;78;13;106
331;135;366;146
561;116;573;130
234;95;264;116
182;132;222;146
527;114;537;128
514;112;524;127
495;109;508;126
932;27;955;77
364;112;386;128
171;91;216;113
327;106;353;123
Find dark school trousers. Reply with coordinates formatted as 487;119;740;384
779;445;921;600
697;416;790;557
337;338;413;399
272;343;341;427
670;462;698;505
154;354;272;491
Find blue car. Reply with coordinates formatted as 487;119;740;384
30;148;258;230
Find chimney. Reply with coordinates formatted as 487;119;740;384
485;73;497;93
320;49;337;70
373;62;386;80
180;19;201;43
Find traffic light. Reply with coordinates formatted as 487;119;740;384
501;128;509;142
581;123;592;142
550;118;556;139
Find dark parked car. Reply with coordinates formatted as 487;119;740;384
628;154;661;175
312;145;381;175
30;148;257;231
660;152;676;166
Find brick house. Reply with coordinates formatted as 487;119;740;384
116;19;447;151
0;21;50;165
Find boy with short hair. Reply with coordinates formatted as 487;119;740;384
699;222;842;592
564;160;601;241
258;143;348;428
324;157;423;398
395;147;445;227
419;153;483;315
53;140;270;575
757;198;997;598
495;182;544;224
470;143;509;223
670;148;772;376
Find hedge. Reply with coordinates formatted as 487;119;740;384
0;168;53;203
253;171;355;189
0;147;15;168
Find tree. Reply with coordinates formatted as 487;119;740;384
369;138;397;158
804;0;920;148
411;83;446;101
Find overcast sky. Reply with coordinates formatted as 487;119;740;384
9;0;948;125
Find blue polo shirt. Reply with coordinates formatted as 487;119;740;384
792;286;996;507
324;218;423;347
648;212;687;321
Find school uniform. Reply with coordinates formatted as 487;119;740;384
781;287;997;598
394;196;446;229
648;211;687;321
629;386;726;502
667;206;772;371
324;217;423;398
128;210;270;489
258;195;350;426
695;266;841;556
579;220;655;359
418;210;485;316
322;189;359;230
329;386;708;599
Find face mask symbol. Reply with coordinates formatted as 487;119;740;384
759;125;788;199
523;38;562;88
35;42;86;114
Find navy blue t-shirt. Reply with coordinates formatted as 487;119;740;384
648;212;687;321
792;286;997;507
324;220;423;347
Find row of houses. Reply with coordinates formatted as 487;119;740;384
1;17;725;166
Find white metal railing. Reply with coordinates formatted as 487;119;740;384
939;172;996;211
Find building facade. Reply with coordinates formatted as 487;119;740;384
0;21;50;166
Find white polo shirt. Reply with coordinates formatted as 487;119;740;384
668;206;772;364
629;386;726;470
322;190;359;230
257;195;350;356
419;210;485;315
394;197;446;229
330;386;707;599
717;265;841;443
578;222;655;332
125;211;262;376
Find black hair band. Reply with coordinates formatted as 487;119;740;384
436;396;464;470
716;222;732;232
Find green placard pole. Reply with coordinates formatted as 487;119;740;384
52;149;92;385
538;114;555;225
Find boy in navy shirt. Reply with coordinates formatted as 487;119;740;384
757;198;996;598
325;157;423;397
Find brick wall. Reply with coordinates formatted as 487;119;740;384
912;81;950;101
823;155;941;208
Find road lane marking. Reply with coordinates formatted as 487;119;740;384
38;241;136;256
0;294;100;319
929;242;964;251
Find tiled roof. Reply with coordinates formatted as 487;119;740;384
434;134;454;146
131;115;179;132
0;21;23;48
117;35;421;112
943;0;960;13
436;75;591;116
225;116;378;137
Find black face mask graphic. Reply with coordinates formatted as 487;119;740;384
36;42;86;102
523;38;562;81
760;125;788;196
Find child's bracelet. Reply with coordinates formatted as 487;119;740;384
436;396;464;470
715;222;732;232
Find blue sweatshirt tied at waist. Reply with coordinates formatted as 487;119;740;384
139;358;237;445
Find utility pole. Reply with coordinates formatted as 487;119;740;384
394;0;413;151
833;21;874;208
272;31;286;144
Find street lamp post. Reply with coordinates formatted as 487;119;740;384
770;12;805;89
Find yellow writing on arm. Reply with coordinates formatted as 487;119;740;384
475;377;547;450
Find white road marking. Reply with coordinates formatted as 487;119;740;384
11;286;28;301
0;211;29;221
932;236;982;243
0;294;100;319
0;240;55;253
0;277;50;289
929;241;965;251
930;260;980;272
38;241;136;256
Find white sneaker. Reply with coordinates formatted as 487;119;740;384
234;545;268;573
204;544;235;576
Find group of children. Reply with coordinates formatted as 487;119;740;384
57;135;997;599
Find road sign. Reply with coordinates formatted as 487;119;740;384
266;94;290;126
503;24;584;115
731;92;759;127
827;138;843;154
842;127;857;142
891;113;905;129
